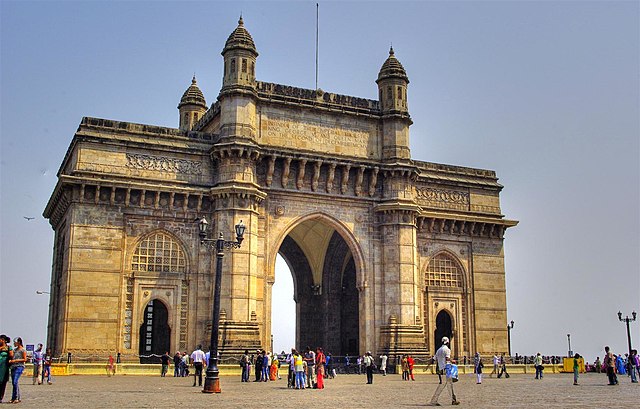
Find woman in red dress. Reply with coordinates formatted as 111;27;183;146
407;355;415;380
315;347;326;389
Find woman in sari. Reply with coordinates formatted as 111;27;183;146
0;335;14;403
269;354;278;381
315;347;326;389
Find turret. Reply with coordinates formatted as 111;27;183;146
177;75;207;131
376;46;409;114
218;16;259;140
376;47;412;161
221;16;258;91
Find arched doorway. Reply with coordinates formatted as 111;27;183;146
139;299;171;363
434;310;453;353
275;217;360;356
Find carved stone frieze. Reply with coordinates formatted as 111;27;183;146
416;187;469;211
126;153;202;175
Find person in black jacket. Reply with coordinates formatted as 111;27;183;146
254;350;263;382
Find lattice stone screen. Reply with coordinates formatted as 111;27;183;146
132;232;186;273
426;253;463;288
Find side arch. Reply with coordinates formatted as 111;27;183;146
124;229;188;356
422;250;470;358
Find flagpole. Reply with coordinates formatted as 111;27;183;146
315;2;319;91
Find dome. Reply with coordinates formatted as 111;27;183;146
178;76;207;109
376;47;409;83
222;16;258;56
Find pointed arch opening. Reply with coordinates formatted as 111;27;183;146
423;251;468;358
270;213;364;356
434;309;453;352
139;299;171;363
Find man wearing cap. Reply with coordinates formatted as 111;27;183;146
363;351;375;384
429;336;460;406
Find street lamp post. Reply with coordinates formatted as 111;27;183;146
35;290;50;295
197;217;245;394
567;334;572;357
506;320;514;357
618;311;637;356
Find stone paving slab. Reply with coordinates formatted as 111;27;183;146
5;372;637;408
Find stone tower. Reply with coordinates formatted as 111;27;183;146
374;47;426;357
210;17;266;354
177;75;207;131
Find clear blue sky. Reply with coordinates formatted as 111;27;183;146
1;1;638;361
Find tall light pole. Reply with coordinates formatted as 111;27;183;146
198;217;245;394
618;311;637;356
506;320;514;357
567;334;572;357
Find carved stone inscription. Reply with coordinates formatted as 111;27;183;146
261;115;374;158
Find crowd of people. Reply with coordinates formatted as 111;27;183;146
2;332;638;406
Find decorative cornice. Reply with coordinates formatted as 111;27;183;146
417;213;518;239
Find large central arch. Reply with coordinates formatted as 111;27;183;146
269;213;365;355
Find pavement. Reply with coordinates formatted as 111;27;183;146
3;371;637;408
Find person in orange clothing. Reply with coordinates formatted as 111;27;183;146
407;355;415;381
269;354;278;381
315;347;326;389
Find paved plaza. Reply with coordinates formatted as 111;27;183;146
6;372;637;408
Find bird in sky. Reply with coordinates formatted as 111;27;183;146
23;216;35;221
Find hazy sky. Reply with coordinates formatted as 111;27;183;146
1;1;638;361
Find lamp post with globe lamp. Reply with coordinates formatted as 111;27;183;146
197;217;245;394
618;311;637;357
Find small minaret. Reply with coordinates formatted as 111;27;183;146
177;75;207;131
376;47;412;161
221;16;258;91
218;16;259;140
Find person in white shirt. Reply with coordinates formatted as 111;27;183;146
490;354;499;377
428;337;460;406
190;345;206;387
379;354;388;376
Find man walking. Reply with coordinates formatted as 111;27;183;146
489;354;499;377
190;345;206;387
429;337;460;406
32;344;44;385
604;346;618;385
160;351;170;377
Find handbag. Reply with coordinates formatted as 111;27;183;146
445;364;459;382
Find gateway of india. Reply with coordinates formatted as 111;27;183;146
44;17;517;361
